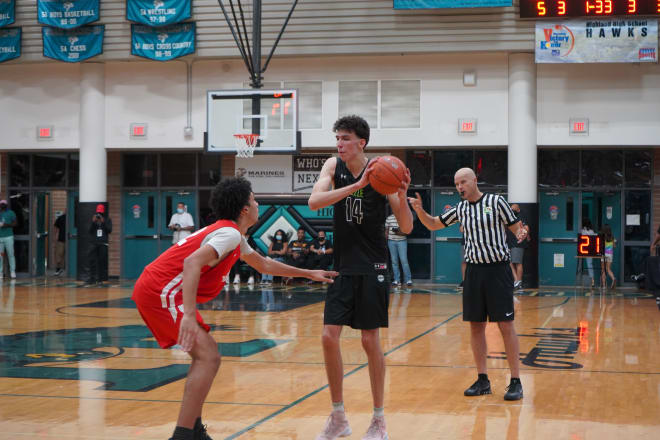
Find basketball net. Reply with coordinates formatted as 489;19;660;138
233;134;259;158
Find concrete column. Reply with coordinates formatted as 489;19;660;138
508;53;539;288
78;63;107;282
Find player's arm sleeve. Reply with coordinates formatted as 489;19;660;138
240;236;255;256
439;207;458;228
498;197;519;226
204;227;242;260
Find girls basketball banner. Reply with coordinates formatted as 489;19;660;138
535;20;658;63
38;0;99;29
394;0;511;8
42;25;104;62
131;22;195;61
126;0;192;27
0;0;15;28
0;27;20;62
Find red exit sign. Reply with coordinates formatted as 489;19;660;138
569;118;589;135
458;118;477;134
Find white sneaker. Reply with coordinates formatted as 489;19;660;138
362;416;388;440
10;271;16;279
316;410;351;440
247;276;255;285
233;274;240;284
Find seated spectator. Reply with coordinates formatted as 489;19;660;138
285;227;311;283
261;229;289;286
310;230;333;271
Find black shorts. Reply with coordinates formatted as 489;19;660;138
463;262;514;322
324;271;390;329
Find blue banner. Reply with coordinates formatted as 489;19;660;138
0;0;15;28
127;0;191;27
0;27;19;62
38;0;99;29
43;25;104;62
131;22;195;61
394;0;511;8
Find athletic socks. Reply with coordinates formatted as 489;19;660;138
332;401;345;413
170;426;194;440
373;407;385;418
478;373;489;382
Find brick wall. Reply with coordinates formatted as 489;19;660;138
48;190;67;270
108;151;121;278
653;149;660;238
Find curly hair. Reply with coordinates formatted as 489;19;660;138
333;115;370;146
209;177;252;221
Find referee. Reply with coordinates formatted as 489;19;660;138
408;167;527;400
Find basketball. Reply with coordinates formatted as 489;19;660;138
368;156;406;195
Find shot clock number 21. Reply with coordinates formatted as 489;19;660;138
520;0;660;18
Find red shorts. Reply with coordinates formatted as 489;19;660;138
134;299;210;349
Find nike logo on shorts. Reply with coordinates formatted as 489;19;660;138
506;312;514;317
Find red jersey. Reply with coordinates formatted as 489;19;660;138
132;220;241;308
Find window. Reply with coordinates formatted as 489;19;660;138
625;150;651;187
433;151;472;187
33;154;66;187
538;150;579;187
475;150;507;187
198;154;222;187
582;150;623;187
624;190;651;241
9;155;30;187
407;150;431;187
123;154;157;187
338;81;378;128
381;80;420;128
161;153;195;187
284;81;322;129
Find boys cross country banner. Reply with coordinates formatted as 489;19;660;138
131;22;195;61
38;0;99;29
0;27;20;62
127;0;192;27
394;0;511;8
0;0;15;28
536;20;658;63
42;25;104;62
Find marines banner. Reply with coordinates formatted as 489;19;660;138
38;0;99;29
0;0;15;28
43;25;104;62
127;0;192;27
394;0;511;8
131;22;195;61
0;27;19;62
536;20;658;63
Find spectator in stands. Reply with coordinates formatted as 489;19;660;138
310;230;333;271
286;227;311;283
261;229;289;286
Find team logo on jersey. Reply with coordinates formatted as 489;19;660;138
484;206;493;215
377;274;385;282
374;263;387;270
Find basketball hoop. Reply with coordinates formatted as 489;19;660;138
233;134;259;158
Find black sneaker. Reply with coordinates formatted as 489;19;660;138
464;379;491;396
195;421;213;440
504;379;523;401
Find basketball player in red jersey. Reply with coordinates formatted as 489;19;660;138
132;177;338;440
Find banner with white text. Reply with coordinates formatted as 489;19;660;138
394;0;511;9
536;20;658;63
292;155;332;193
0;27;19;62
43;25;104;62
126;0;192;27
38;0;99;29
131;22;195;61
0;0;15;28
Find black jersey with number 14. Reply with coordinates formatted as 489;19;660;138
333;158;388;274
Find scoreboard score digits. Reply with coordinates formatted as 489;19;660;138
577;234;603;257
520;0;660;18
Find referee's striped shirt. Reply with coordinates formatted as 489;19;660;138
440;193;519;264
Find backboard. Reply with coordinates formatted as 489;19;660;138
205;88;300;155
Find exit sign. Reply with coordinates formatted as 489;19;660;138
37;126;53;140
130;123;148;139
458;118;477;134
569;118;589;136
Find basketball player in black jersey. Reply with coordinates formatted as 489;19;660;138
309;115;413;440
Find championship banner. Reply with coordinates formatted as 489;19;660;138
536;20;658;63
131;22;195;61
0;0;15;28
127;0;192;27
292;154;331;193
394;0;511;8
42;25;104;62
38;0;99;29
0;27;20;62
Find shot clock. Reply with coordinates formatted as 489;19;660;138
577;234;604;257
520;0;660;18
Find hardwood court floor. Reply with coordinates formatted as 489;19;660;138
0;279;658;439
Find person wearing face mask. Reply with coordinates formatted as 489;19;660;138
310;230;334;272
260;229;289;286
169;202;195;244
0;200;17;279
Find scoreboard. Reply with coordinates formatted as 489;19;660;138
520;0;660;18
577;234;603;257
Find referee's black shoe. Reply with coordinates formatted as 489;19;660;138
464;378;491;396
504;378;523;401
